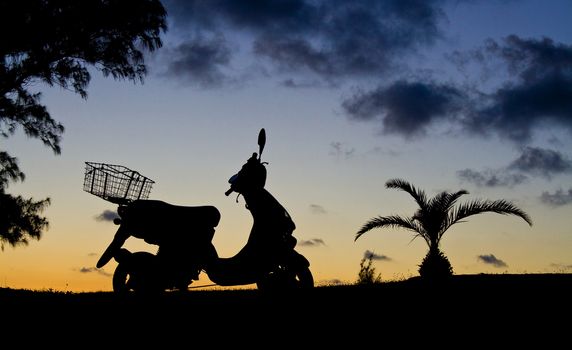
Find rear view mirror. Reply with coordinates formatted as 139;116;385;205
258;128;266;159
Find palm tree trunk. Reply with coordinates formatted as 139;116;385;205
418;246;454;280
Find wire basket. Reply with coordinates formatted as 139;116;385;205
83;162;155;205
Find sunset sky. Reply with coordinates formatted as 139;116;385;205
2;0;572;292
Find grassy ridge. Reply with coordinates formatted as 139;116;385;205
2;273;570;344
3;273;571;307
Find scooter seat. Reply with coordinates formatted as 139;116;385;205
154;201;221;226
121;199;221;235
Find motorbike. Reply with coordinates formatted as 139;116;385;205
86;128;314;294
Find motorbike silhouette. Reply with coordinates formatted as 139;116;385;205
86;128;314;294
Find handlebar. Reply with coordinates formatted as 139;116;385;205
225;188;233;196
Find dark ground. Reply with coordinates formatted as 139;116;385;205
2;273;570;345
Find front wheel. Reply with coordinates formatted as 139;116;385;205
112;251;162;294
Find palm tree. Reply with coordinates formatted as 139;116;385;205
355;179;532;281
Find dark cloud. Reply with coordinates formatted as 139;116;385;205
160;34;232;88
253;36;336;78
298;238;326;247
343;35;572;144
364;250;391;261
160;0;448;83
95;210;118;222
540;188;572;207
163;0;316;33
342;80;467;138
508;146;572;179
477;254;508;268
309;204;327;214
457;35;572;144
252;0;445;79
457;168;528;188
159;2;572;147
78;267;112;277
486;35;572;85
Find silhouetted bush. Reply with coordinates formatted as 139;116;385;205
356;255;382;284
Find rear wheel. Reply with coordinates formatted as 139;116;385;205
295;266;314;289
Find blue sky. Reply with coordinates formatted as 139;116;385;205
1;0;572;291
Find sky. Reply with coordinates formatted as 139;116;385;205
2;0;572;292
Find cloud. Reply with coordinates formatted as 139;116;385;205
298;238;326;247
309;204;327;214
342;80;467;138
540;188;572;207
322;279;345;286
160;0;448;83
508;146;572;179
364;250;391;261
163;0;318;32
342;35;572;144
329;141;355;159
477;254;508;268
159;34;232;88
95;210;118;222
78;267;112;277
456;35;572;144
329;142;355;159
158;3;572;149
457;147;570;188
457;168;528;188
159;2;572;149
279;78;323;88
253;0;446;80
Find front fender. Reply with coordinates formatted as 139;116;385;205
96;227;129;268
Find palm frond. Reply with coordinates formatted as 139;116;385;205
407;232;429;247
385;179;428;209
448;198;533;228
355;215;423;241
429;190;469;215
427;190;469;240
